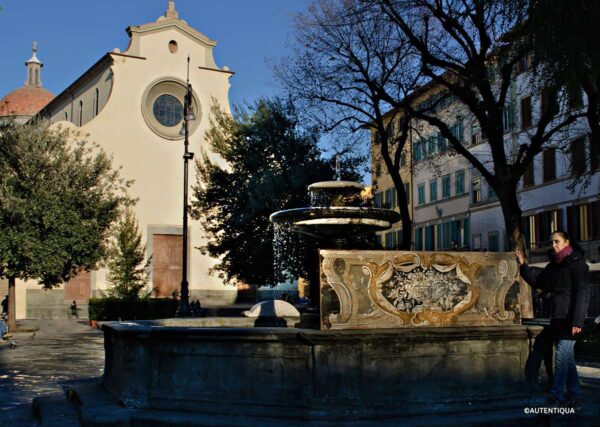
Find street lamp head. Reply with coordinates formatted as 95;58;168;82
185;107;196;122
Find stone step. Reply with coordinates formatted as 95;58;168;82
36;383;600;427
32;395;79;427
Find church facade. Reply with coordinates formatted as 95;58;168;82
3;2;238;318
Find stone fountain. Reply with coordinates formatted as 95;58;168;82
75;176;540;426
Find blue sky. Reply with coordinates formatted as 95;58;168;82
0;0;370;182
0;0;307;107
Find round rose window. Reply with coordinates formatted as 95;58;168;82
153;94;183;127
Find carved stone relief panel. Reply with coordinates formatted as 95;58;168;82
320;250;519;330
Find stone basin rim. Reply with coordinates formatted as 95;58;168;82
307;180;364;191
269;206;402;223
102;322;533;342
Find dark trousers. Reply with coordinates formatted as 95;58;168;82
525;326;554;390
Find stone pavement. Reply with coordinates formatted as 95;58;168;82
0;319;104;427
0;319;599;426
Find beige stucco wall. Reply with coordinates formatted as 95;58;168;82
13;19;236;319
47;66;113;125
81;26;231;293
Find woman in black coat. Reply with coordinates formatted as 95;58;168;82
516;230;590;406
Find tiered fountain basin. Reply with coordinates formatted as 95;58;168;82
95;250;540;426
89;179;540;425
270;180;402;240
270;206;401;239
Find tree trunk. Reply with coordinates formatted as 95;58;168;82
390;173;412;250
498;188;534;318
498;188;525;251
582;80;600;153
7;276;16;332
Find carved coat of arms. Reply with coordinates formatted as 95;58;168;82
365;253;480;326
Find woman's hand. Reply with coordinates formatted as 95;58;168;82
572;326;582;336
515;250;526;265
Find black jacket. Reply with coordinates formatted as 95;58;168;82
520;250;590;328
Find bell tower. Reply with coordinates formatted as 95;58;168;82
25;41;44;88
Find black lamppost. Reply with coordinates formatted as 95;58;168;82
176;55;195;317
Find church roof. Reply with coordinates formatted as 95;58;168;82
0;85;54;118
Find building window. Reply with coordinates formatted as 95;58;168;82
442;174;451;199
523;161;535;188
516;55;530;74
373;191;383;208
438;218;469;250
387;119;396;140
78;100;83;126
472;234;482;250
437;132;447;153
94;88;100;117
414;227;423;250
541;88;558;117
385;231;397;249
542;148;556;182
424;225;435;251
568;88;584;111
523;209;563;248
413;141;421;162
503;103;515;132
450;119;464;144
374;131;381;145
429;179;437;202
590;136;600;171
455;171;465;195
374;161;381;177
142;80;200;141
428;136;437;156
417;183;425;206
385;188;396;209
471;178;481;204
567;201;600;242
153;94;184;127
64;111;68;121
488;232;500;252
571;137;586;176
521;96;532;130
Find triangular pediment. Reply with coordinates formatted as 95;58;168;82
126;19;217;49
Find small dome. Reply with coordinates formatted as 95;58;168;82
0;86;54;118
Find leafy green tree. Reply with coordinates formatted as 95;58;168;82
191;97;361;286
105;209;150;300
0;121;132;330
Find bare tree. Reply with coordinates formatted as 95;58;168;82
276;0;419;248
371;0;586;249
528;0;600;152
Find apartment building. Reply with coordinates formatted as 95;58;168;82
371;61;597;257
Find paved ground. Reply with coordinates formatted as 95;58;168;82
0;319;104;426
0;319;598;426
